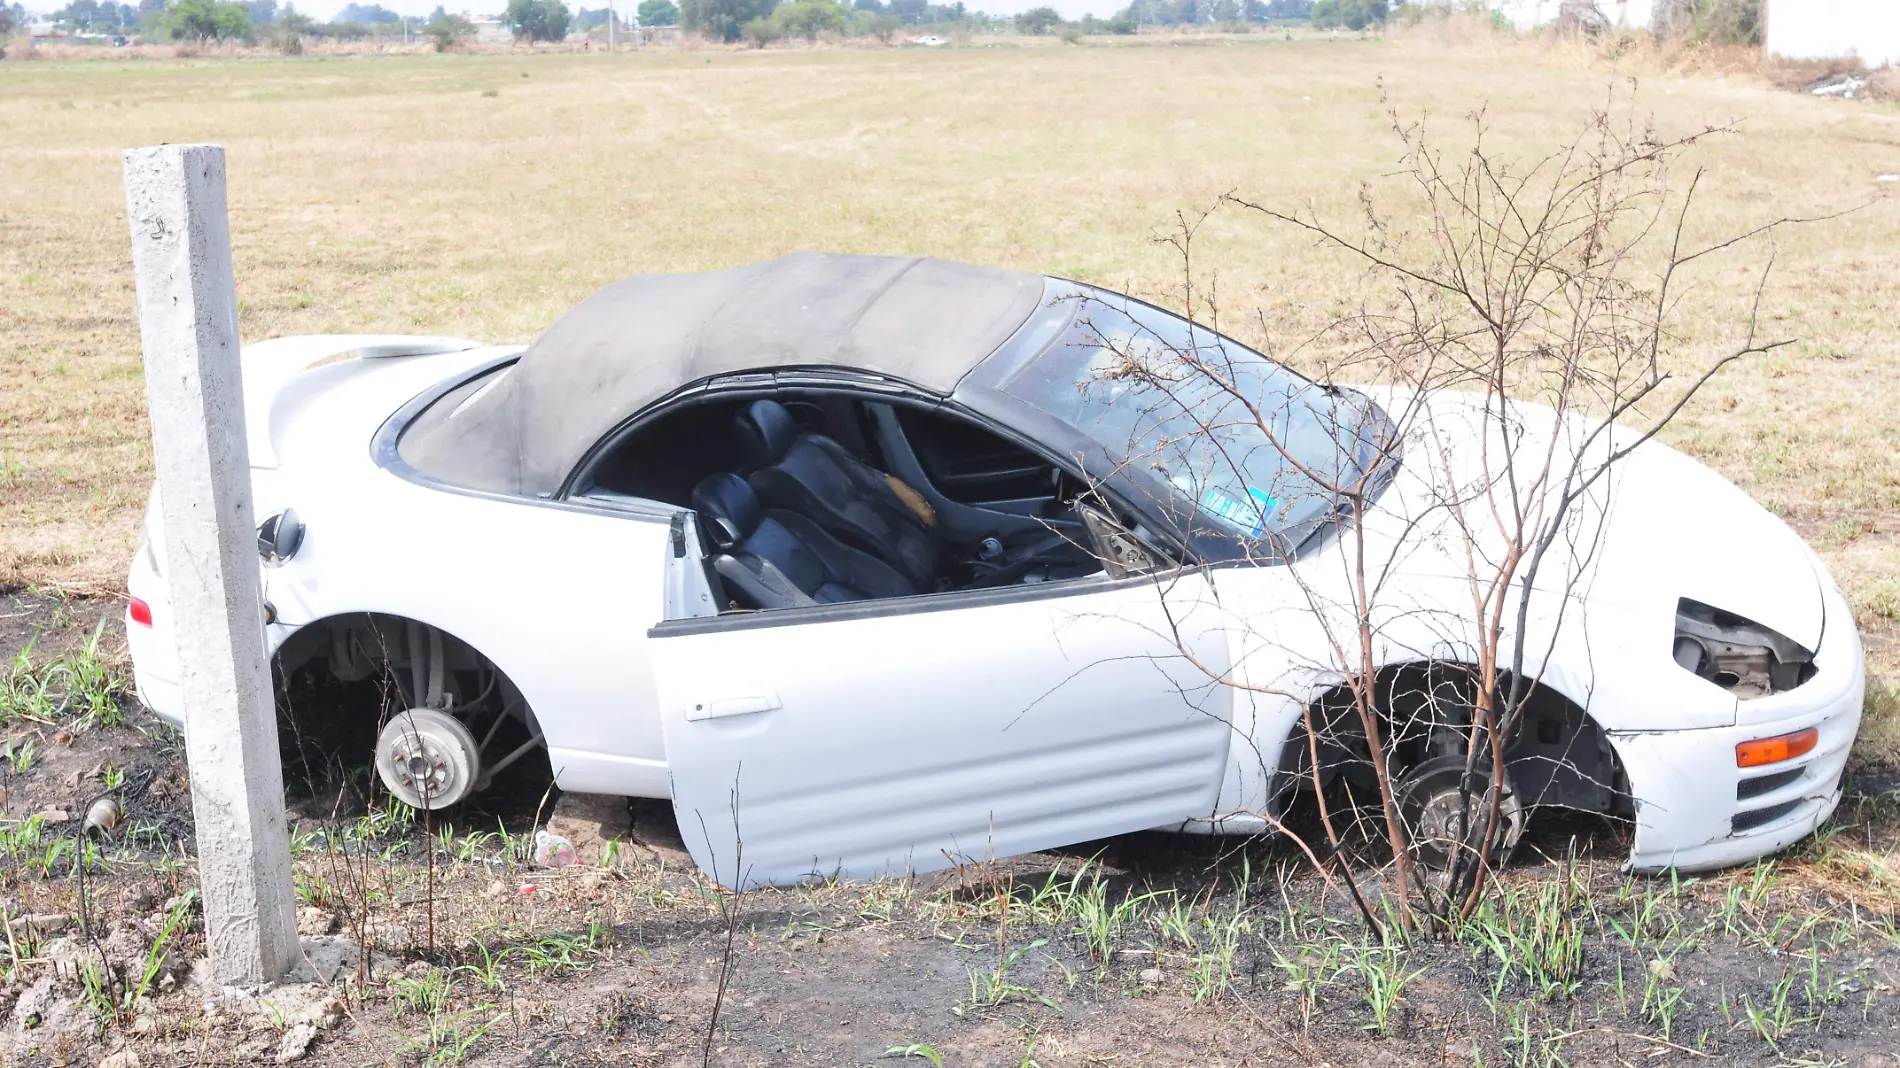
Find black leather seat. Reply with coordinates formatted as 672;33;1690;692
691;473;917;610
736;399;943;588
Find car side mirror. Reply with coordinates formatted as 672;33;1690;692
257;508;305;567
1078;504;1155;579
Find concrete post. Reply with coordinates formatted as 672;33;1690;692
124;144;299;986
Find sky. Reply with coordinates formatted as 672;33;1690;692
311;0;1114;22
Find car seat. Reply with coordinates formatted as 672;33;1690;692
735;399;944;589
690;473;917;610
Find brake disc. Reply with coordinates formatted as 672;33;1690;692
374;708;482;810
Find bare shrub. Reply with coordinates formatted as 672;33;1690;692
1067;87;1849;937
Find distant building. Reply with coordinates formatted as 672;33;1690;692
1765;0;1900;67
472;17;511;43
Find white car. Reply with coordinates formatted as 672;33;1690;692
125;253;1864;889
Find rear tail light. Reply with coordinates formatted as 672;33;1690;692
128;597;153;628
1736;727;1818;768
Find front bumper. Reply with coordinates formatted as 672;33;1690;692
1614;573;1864;874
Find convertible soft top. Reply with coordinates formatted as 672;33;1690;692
401;252;1044;496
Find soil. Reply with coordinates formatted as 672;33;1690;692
1;589;1898;1067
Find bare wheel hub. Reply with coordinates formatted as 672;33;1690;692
1395;755;1524;870
374;708;481;810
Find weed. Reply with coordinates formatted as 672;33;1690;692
1354;944;1423;1037
1272;938;1345;1027
1062;869;1157;966
125;890;195;1013
1500;1000;1570;1068
1639;955;1688;1040
884;1043;945;1066
964;938;1053;1011
3;736;34;775
0;642;55;721
1463;871;1586;1000
59;619;125;730
0;623;127;729
389;967;456;1019
409;1007;498;1066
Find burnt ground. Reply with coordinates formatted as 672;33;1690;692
2;590;1900;1067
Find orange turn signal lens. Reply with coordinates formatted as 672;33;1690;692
1736;727;1818;768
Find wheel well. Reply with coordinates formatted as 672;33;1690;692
1275;661;1630;818
271;613;546;809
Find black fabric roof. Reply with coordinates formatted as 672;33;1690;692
399;252;1045;496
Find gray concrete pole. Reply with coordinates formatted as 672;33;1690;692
123;144;299;986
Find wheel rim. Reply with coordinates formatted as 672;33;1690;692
375;708;481;810
1395;756;1522;870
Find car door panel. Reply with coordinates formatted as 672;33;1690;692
651;572;1232;889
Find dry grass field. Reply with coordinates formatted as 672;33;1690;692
3;30;1897;629
3;27;1900;1066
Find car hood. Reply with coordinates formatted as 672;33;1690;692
1356;388;1823;658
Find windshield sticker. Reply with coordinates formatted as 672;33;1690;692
1182;482;1279;537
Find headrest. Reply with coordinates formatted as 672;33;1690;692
735;398;798;469
690;473;761;550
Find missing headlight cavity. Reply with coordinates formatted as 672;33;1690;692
1672;598;1816;699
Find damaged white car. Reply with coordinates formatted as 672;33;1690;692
125;253;1864;889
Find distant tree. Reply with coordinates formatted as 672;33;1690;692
1311;0;1378;28
1263;0;1306;14
52;0;140;29
1170;0;1197;23
505;0;571;39
637;0;676;22
245;0;275;22
1015;3;1058;32
852;0;879;9
1688;0;1757;45
680;0;773;40
424;6;473;47
0;3;16;57
336;2;399;21
767;0;841;38
168;0;253;39
277;1;311;29
1102;6;1135;31
1209;0;1237;21
740;10;778;42
861;9;897;39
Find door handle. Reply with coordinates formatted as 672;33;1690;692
685;693;782;722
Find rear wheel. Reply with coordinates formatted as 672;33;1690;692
1394;755;1523;869
375;708;482;810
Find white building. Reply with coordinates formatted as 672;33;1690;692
1765;0;1900;67
471;17;511;43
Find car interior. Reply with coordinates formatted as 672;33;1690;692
581;394;1130;612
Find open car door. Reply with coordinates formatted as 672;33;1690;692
649;569;1232;889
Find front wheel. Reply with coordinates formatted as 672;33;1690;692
1394;755;1523;870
